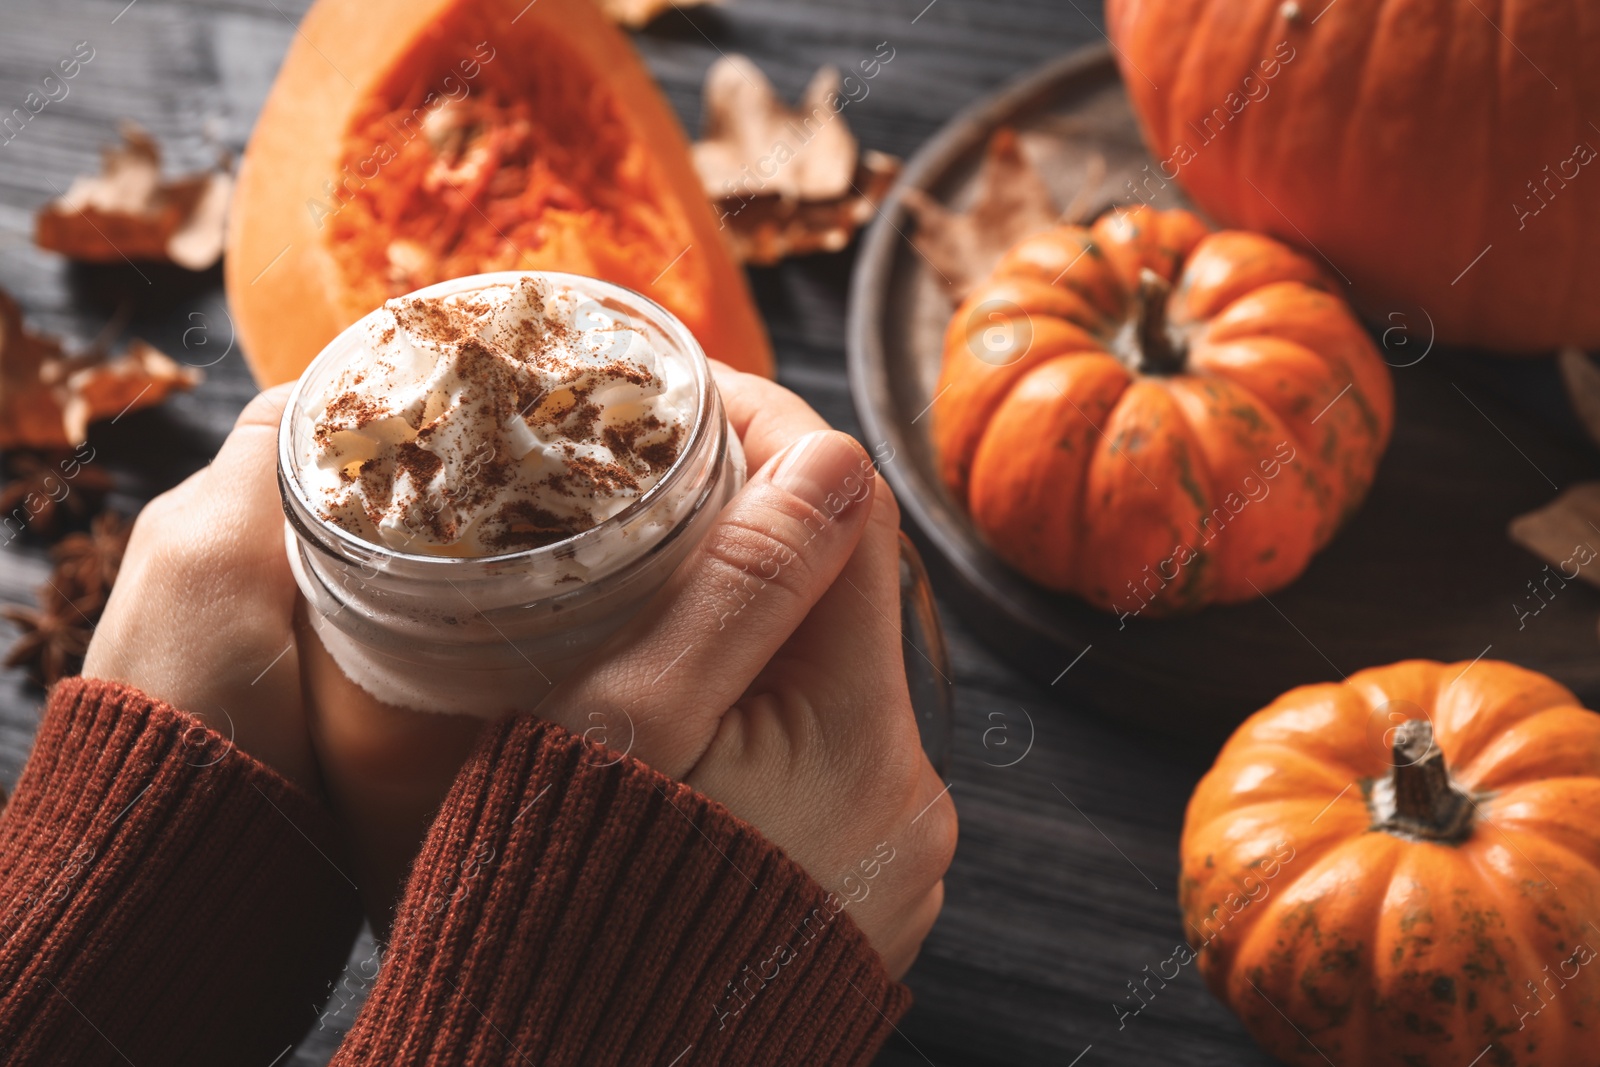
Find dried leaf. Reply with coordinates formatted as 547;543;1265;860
903;127;1061;301
718;151;901;265
693;56;900;264
598;0;715;28
1558;347;1600;451
57;340;199;445
165;171;232;271
1061;151;1108;226
34;122;231;271
0;293;74;451
695;57;858;203
0;287;201;450
1508;482;1600;591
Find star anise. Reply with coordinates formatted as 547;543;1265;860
2;511;131;687
0;450;114;540
51;511;131;608
2;583;93;687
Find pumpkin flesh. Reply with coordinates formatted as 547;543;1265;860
226;0;772;387
328;28;706;342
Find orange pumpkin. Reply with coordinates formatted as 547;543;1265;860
1183;660;1600;1067
1106;0;1599;352
933;205;1392;617
225;0;772;387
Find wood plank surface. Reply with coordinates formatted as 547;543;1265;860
0;1;1278;1063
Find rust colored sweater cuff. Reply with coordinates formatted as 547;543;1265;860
334;714;911;1066
0;677;363;1066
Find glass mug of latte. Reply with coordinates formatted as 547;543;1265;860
278;271;950;765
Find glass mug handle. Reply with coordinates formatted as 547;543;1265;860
898;532;953;777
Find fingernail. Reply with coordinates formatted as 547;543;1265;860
769;431;873;510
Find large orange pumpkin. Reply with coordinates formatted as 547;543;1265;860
1182;660;1600;1066
225;0;772;386
933;205;1392;617
1106;0;1598;352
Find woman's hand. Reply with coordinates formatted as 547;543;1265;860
300;365;957;971
539;366;957;977
81;384;320;792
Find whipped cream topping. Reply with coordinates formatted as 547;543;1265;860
299;277;695;557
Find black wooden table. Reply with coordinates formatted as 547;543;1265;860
0;1;1277;1063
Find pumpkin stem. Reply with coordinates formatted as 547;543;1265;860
1374;719;1475;844
1131;268;1186;376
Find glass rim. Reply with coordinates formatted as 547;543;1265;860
277;269;721;568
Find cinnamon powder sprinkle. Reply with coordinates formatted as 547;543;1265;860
306;278;691;556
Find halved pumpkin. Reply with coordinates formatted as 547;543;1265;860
225;0;773;385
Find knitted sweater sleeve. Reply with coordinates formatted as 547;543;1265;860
331;713;912;1067
0;677;364;1066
